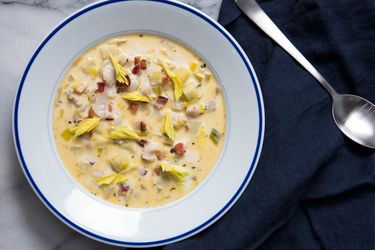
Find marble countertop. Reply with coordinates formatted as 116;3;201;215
0;0;222;249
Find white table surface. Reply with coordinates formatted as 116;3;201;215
0;0;223;249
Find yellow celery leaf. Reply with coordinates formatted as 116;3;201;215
109;125;140;140
70;117;101;137
174;119;185;129
62;83;69;90
161;62;183;101
183;82;201;101
204;72;212;80
72;56;82;66
190;62;198;72
93;172;127;186
197;126;206;147
159;161;189;184
121;93;151;103
61;128;74;141
161;112;174;141
209;128;222;145
86;65;98;78
174;67;190;83
71;83;83;90
193;72;204;82
152;86;162;95
109;53;129;85
184;99;197;108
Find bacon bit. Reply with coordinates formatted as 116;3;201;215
88;107;97;118
137;139;148;147
140;184;146;190
116;75;131;93
134;56;141;65
156;96;168;105
162;75;170;84
153;95;169;109
96;82;105;93
140;59;147;70
132;64;141;75
154;166;162;176
116;85;127;93
108;104;113;112
140;121;147;132
155;151;166;160
129;102;138;114
170;143;186;156
118;184;130;195
89;161;95;165
105;117;114;121
126;75;131;85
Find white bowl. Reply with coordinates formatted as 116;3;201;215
13;0;264;247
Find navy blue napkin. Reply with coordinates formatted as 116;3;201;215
162;0;375;249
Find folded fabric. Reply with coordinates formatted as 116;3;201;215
163;1;375;249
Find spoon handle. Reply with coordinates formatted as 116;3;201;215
235;0;337;97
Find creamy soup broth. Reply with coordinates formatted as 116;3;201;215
53;34;226;208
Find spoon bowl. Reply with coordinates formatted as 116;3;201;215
332;94;375;148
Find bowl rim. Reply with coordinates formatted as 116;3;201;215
12;0;265;247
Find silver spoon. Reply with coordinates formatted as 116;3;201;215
236;0;375;149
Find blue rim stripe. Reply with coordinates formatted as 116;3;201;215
13;0;264;246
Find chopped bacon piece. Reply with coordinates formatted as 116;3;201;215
155;151;166;160
132;64;141;75
140;59;147;70
116;75;131;93
108;104;113;112
157;96;168;105
162;75;170;84
137;139;148;147
140;184;146;190
118;184;130;196
153;95;169;109
128;102;138;114
88;107;97;118
170;143;186;156
134;56;141;65
105;117;114;121
154;166;162;176
96;82;105;93
140;121;147;132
